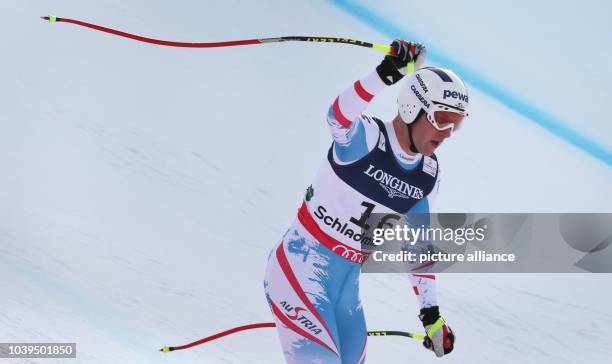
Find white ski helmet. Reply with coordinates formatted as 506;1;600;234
398;67;469;130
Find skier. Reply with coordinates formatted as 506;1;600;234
264;39;468;363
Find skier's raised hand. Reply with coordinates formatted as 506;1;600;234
419;306;455;357
376;39;426;85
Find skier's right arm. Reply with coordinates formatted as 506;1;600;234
327;40;426;163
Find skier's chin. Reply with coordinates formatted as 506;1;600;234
422;140;440;156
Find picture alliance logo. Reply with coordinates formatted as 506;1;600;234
279;301;322;335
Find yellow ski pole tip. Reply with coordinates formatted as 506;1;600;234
413;333;426;340
373;43;392;55
41;15;57;22
407;61;416;74
160;346;171;352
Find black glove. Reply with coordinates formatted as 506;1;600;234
376;39;426;85
419;306;455;357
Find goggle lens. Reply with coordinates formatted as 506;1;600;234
427;113;460;133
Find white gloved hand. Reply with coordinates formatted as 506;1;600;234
419;306;455;357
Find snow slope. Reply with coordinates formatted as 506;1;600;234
1;1;611;363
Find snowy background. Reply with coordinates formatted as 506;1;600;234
2;0;611;363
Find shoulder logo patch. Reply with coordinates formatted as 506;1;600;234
423;156;438;177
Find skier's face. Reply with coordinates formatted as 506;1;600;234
413;111;464;156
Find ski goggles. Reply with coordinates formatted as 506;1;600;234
425;101;468;132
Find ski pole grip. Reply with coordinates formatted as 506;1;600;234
373;43;393;55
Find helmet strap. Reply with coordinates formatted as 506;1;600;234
408;123;419;154
407;110;424;154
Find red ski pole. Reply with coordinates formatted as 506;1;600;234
40;15;394;55
160;322;424;352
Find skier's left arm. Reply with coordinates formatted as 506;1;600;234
406;168;439;308
406;171;455;357
406;170;440;310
